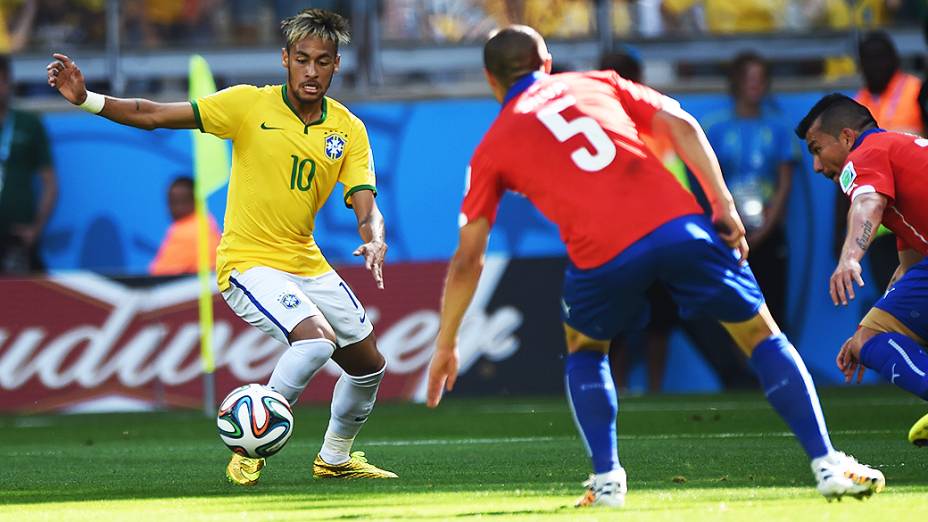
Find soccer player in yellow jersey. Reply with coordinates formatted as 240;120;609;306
46;9;397;484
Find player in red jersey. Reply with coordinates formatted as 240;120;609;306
426;26;883;507
797;93;928;446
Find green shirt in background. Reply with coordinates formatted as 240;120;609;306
0;109;52;235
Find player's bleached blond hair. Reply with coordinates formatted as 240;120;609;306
280;9;350;50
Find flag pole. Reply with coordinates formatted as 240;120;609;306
196;195;216;418
189;54;229;418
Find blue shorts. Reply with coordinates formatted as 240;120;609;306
868;258;928;341
561;214;765;340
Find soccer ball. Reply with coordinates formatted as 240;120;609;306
217;384;294;458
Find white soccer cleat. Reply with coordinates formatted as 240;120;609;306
575;468;627;508
811;452;885;501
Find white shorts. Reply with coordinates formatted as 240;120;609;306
221;266;374;347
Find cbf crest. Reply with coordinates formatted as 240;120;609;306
325;133;346;160
278;293;301;309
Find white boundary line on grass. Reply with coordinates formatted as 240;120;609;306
363;429;896;447
475;397;924;414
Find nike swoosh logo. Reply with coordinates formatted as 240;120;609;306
260;122;284;130
360;312;367;324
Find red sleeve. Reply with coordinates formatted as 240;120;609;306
609;72;672;135
459;147;503;227
842;145;895;202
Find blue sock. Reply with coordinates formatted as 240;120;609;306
750;334;833;459
860;332;928;400
565;351;619;474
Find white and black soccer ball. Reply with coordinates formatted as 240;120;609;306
217;384;294;459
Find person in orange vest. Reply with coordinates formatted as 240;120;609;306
856;31;923;136
834;31;924;296
149;176;220;275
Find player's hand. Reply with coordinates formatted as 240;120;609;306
830;257;864;306
47;53;88;105
353;239;387;289
836;336;866;384
711;203;749;264
426;341;459;408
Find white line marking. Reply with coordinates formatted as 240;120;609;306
362;430;896;447
475;397;922;414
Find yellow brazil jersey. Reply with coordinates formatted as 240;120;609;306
192;84;376;291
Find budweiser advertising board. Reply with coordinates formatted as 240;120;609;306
0;257;562;413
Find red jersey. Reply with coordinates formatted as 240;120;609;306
841;130;928;256
460;71;702;269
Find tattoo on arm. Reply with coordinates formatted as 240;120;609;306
135;99;140;111
855;220;874;250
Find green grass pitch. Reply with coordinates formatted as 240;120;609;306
2;386;927;521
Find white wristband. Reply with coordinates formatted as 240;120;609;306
78;91;106;114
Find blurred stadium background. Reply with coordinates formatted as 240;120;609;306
3;0;927;412
3;1;928;520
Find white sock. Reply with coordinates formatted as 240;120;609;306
319;429;354;465
267;338;335;405
318;364;386;465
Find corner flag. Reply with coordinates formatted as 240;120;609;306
188;55;229;413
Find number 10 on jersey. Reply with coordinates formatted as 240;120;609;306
290;155;316;191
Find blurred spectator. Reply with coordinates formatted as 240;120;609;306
0;0;36;53
797;1;904;81
30;0;104;50
662;0;788;34
382;0;594;42
486;0;593;39
0;55;57;275
381;0;429;40
857;30;924;135
798;0;902;29
635;0;664;37
149;177;220;276
123;0;216;48
383;0;496;42
703;51;796;331
828;31;918;296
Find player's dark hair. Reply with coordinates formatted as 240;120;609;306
281;8;350;52
484;26;545;90
727;50;769;98
794;93;877;139
599;47;642;83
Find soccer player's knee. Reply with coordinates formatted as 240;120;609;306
853;327;882;360
290;315;336;344
292;339;336;371
346;354;385;377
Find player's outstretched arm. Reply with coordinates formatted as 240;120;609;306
831;192;887;305
350;190;387;290
652;107;749;262
47;53;197;130
427;219;490;408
